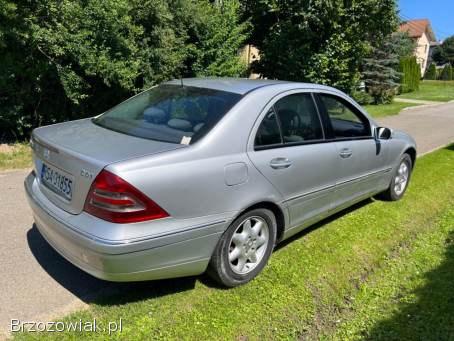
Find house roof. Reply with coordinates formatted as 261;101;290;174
399;19;436;42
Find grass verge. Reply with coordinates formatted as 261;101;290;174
326;204;454;340
398;80;454;102
0;143;32;171
363;101;420;118
13;144;454;340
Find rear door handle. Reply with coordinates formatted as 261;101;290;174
339;148;353;158
270;158;293;169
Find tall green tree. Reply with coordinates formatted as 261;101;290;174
440;64;453;80
241;0;399;93
362;45;400;104
361;32;415;103
0;0;249;140
399;56;421;93
425;63;437;80
433;36;454;66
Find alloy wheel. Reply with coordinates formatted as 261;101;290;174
228;216;270;274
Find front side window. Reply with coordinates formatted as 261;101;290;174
93;85;242;144
319;94;370;138
274;93;323;143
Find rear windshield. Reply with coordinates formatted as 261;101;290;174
93;85;242;144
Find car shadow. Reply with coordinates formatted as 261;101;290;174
26;225;197;306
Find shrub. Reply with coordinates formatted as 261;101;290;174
440;64;453;80
0;0;249;141
351;90;373;105
399;56;421;93
425;63;437;80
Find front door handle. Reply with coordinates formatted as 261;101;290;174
270;158;293;169
339;148;353;158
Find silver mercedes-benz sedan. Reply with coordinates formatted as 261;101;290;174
25;78;416;287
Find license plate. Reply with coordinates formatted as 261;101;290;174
41;163;73;200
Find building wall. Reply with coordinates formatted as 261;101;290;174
240;45;261;79
415;32;431;77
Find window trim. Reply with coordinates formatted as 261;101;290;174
255;138;331;151
314;93;373;140
254;92;326;151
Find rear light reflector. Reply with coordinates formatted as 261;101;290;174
84;170;169;223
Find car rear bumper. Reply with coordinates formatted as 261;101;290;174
24;171;227;282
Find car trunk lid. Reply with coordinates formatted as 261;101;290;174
31;118;185;214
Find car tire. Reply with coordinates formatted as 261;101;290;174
377;153;413;201
207;208;277;287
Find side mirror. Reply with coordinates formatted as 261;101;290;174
376;127;392;140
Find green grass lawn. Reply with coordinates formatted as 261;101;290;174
13;144;454;340
363;101;420;118
398;80;454;102
0;143;32;171
329;205;454;340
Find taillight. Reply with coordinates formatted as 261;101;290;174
84;170;169;223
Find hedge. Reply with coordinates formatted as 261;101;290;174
425;63;437;80
399;56;420;93
440;64;453;80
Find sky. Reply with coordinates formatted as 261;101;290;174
399;0;453;41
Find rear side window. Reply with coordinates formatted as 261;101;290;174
93;85;242;144
319;94;371;138
274;93;323;143
255;108;282;147
255;93;324;149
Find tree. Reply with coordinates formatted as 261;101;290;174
441;36;454;66
425;63;437;80
433;36;454;66
387;31;416;59
440;64;453;80
362;40;400;104
432;45;445;64
361;31;415;103
399;57;420;93
241;0;399;93
0;0;249;140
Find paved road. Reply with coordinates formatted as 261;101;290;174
0;102;453;338
376;101;454;155
0;171;99;339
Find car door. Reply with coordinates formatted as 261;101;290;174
316;93;390;210
247;91;338;230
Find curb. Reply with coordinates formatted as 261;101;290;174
400;101;451;112
418;141;454;158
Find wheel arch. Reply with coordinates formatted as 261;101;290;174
404;147;417;168
232;201;287;243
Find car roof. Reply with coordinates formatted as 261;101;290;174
165;77;338;96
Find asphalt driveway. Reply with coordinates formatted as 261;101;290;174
377;101;454;155
0;101;453;338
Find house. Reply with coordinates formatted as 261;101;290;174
399;19;437;77
240;44;261;79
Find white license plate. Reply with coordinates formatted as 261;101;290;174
41;163;73;200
